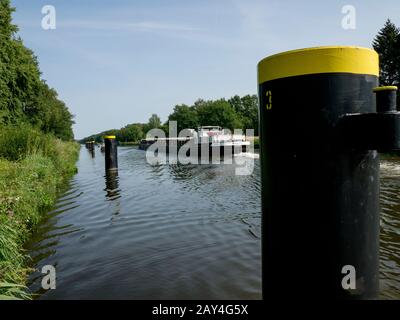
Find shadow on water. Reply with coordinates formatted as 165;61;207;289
87;147;95;158
25;179;84;298
104;169;121;218
104;170;120;200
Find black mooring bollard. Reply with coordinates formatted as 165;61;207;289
86;140;95;149
258;46;400;300
104;135;118;171
374;86;398;113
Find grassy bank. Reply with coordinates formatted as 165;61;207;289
0;125;79;300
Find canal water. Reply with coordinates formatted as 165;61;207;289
26;146;262;299
379;158;400;299
26;147;400;299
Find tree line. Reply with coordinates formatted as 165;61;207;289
82;19;400;144
0;0;74;141
80;94;259;144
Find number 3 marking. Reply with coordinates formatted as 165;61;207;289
266;91;272;110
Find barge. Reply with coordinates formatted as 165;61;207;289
139;126;250;156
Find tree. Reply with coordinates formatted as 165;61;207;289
0;0;17;39
241;94;259;135
81;95;259;143
197;99;242;130
35;81;75;140
192;99;207;111
168;104;199;132
0;0;75;140
373;19;400;106
147;114;161;129
118;123;144;142
228;95;244;114
228;94;258;135
141;114;162;136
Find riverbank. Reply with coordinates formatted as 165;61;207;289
0;126;79;300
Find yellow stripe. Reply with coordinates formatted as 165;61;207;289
104;135;116;139
373;86;398;92
258;46;379;84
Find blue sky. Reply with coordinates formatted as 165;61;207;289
11;0;400;139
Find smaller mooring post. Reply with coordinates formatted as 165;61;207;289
104;135;118;171
86;140;95;158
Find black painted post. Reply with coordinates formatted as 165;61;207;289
104;135;118;171
258;47;400;300
86;141;95;158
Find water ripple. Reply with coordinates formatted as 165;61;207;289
26;147;261;299
26;149;400;299
379;159;400;299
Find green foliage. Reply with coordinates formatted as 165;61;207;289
0;1;77;299
81;114;167;144
0;222;28;300
35;82;75;140
145;114;162;132
228;94;259;135
81;124;145;144
81;94;259;143
0;0;17;39
0;0;74;140
117;123;144;142
196;99;242;130
0;124;51;161
0;125;79;300
183;95;258;133
373;19;400;105
168;104;199;132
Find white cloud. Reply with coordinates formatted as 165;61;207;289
58;20;203;33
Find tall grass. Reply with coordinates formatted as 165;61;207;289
0;125;79;299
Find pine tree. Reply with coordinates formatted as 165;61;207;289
0;0;18;40
372;19;400;87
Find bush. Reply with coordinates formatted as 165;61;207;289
0;124;51;161
0;124;79;165
0;125;79;299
